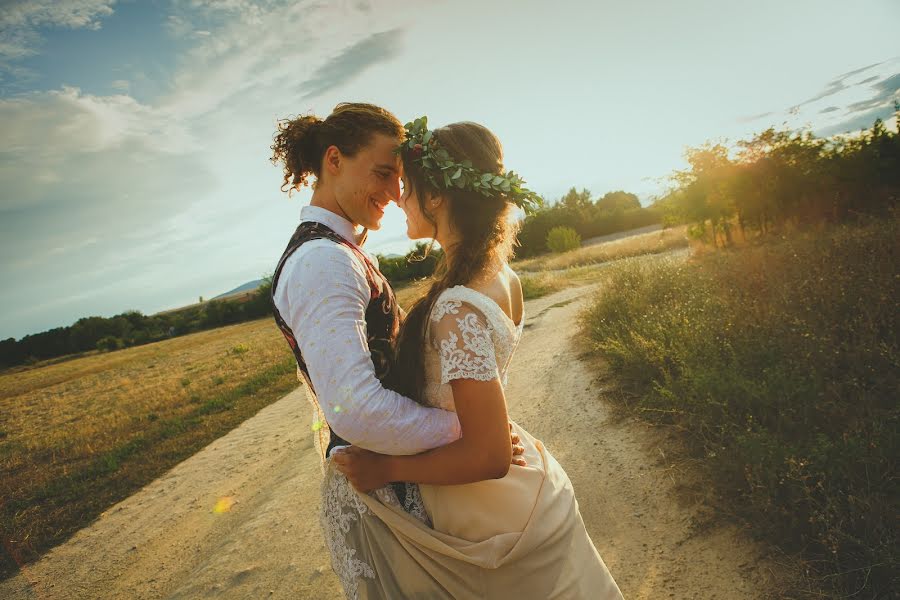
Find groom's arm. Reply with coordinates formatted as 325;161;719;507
276;241;461;455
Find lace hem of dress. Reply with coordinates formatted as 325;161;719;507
320;470;376;600
444;368;499;382
321;470;433;600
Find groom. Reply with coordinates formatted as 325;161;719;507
270;103;465;478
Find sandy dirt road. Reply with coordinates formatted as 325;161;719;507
1;285;778;599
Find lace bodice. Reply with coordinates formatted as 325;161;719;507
423;285;525;411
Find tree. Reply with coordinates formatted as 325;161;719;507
560;187;593;211
546;226;581;253
596;190;640;212
96;336;124;352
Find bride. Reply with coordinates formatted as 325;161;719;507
328;117;623;599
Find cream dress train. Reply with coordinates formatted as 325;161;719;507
318;285;624;599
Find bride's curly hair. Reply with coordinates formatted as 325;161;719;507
390;122;520;404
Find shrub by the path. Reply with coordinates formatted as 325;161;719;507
580;218;899;598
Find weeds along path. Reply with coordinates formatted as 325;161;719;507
1;283;777;600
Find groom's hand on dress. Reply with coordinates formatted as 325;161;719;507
510;423;526;467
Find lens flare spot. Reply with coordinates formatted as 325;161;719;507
311;420;324;432
333;405;342;413
213;496;236;513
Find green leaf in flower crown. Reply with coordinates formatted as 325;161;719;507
443;172;451;186
492;175;503;185
422;131;432;144
451;167;462;179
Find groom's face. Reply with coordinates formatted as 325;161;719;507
333;133;402;231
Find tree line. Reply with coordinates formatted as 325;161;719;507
657;105;900;243
515;189;662;257
0;281;274;368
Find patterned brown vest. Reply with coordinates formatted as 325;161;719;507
271;221;400;454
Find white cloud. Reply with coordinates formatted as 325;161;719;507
158;0;409;118
165;14;194;38
0;0;117;61
0;0;116;29
0;84;210;280
0;0;414;338
0;85;198;187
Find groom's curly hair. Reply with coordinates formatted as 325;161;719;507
270;102;404;193
389;122;519;404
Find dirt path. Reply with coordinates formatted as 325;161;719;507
1;286;778;599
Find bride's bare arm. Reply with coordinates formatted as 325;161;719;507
393;377;522;481
333;377;524;490
332;298;526;491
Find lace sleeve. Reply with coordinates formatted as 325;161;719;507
430;299;499;384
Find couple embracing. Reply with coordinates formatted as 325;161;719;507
269;102;623;599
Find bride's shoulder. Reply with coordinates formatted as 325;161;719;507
504;264;523;298
430;286;475;321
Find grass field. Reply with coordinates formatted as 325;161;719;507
579;218;899;598
512;224;688;272
0;226;679;580
0;318;299;577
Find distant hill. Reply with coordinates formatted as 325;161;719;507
213;279;264;300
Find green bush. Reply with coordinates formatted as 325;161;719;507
96;336;124;352
546;226;581;253
580;218;899;598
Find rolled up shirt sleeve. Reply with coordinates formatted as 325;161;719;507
276;240;461;455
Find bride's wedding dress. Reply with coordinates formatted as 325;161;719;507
319;285;624;599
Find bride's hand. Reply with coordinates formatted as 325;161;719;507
331;446;391;492
510;423;527;467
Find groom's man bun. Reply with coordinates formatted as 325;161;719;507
271;102;404;194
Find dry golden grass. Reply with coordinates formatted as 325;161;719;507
512;225;689;272
520;254;684;299
1;319;291;463
393;278;431;308
0;317;298;577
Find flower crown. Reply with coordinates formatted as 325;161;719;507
396;116;543;215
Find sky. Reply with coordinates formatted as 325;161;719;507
0;0;898;341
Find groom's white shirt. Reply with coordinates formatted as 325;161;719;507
273;205;462;455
